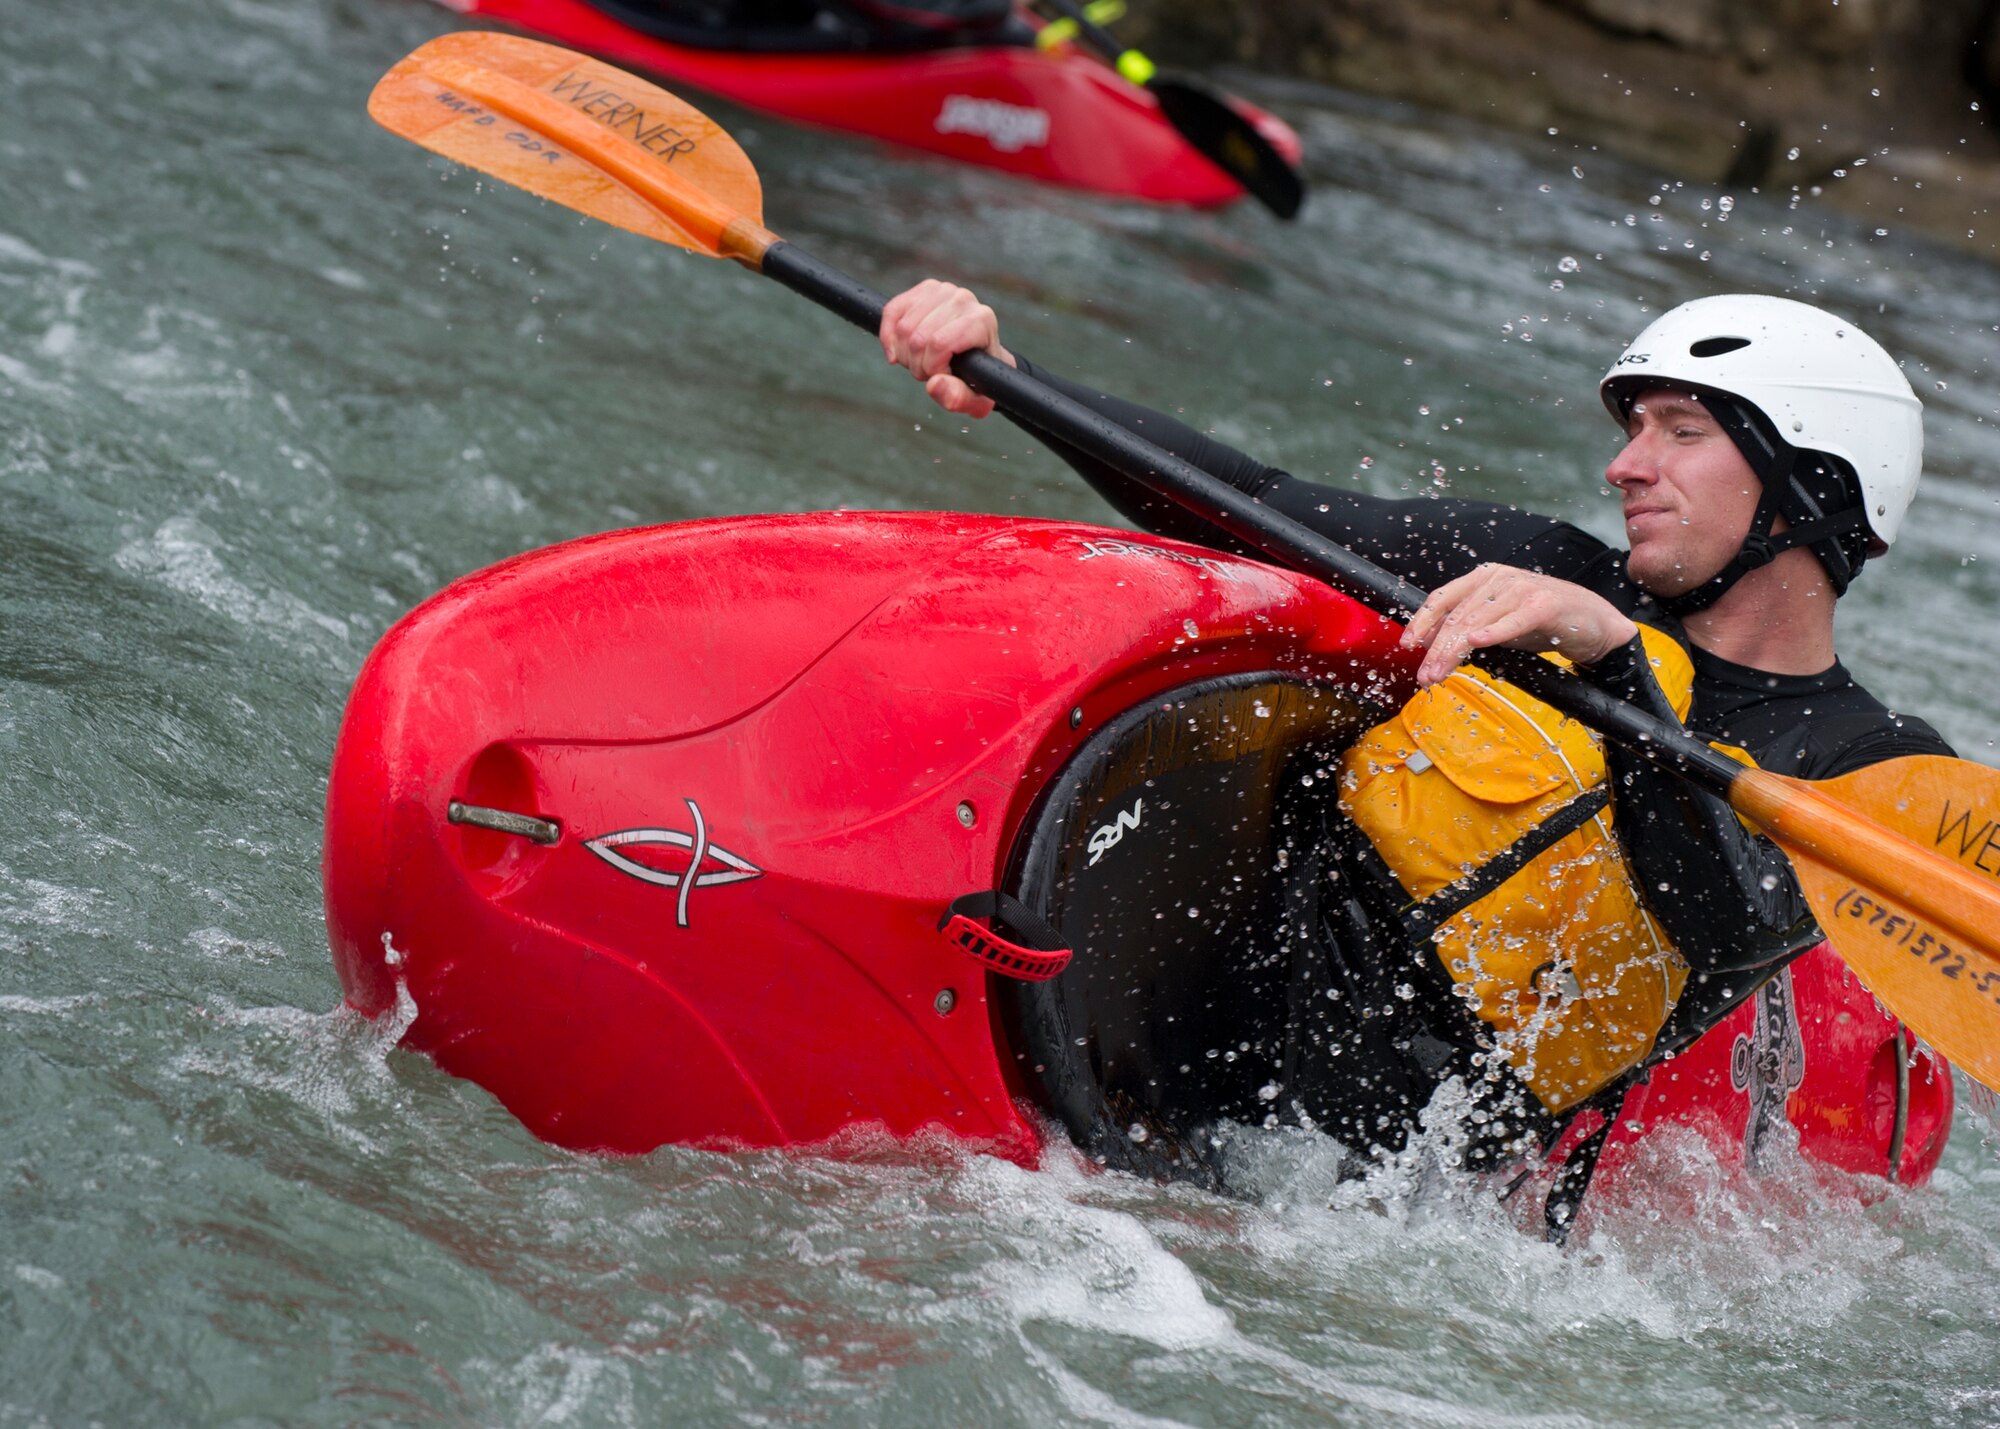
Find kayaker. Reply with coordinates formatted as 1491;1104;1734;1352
879;280;1955;1187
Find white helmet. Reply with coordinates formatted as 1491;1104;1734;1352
1600;295;1923;562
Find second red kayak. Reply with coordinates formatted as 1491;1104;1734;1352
429;0;1303;204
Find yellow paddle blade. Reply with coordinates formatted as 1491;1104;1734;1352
369;32;771;263
1732;757;2000;1091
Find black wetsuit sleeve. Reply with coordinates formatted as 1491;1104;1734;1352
1005;357;1628;595
1002;356;1280;552
1581;636;1820;1047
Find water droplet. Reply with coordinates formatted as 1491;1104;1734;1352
1257;1081;1281;1102
1557;255;1581;273
1936;380;1948;391
1875;228;1889;237
1718;195;1735;212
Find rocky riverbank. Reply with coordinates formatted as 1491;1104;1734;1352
1141;0;2000;259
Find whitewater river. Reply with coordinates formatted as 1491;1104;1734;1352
6;0;2000;1422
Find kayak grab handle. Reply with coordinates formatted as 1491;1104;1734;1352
448;800;561;846
939;892;1073;982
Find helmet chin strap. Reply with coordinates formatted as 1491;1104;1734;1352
1656;394;1870;619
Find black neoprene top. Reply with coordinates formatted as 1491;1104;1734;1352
1006;357;1954;1046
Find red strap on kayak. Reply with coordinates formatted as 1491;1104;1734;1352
938;892;1072;982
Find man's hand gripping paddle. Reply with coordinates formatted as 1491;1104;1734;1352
1035;0;1305;219
370;33;2000;1094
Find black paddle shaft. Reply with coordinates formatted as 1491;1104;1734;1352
760;241;1749;795
1038;0;1303;218
1042;0;1127;63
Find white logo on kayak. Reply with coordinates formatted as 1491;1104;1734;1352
935;95;1050;153
1088;798;1143;866
585;799;762;929
1729;968;1806;1173
1075;537;1247;584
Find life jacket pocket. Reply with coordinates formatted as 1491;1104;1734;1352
1339;628;1698;1114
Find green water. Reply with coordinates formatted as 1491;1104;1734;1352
4;0;2000;1422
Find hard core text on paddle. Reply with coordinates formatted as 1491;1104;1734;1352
430;91;566;164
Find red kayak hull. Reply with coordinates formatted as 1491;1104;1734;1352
430;0;1300;204
325;513;1408;1163
324;513;1950;1191
1567;942;1954;1198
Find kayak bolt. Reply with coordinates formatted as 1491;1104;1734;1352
934;988;957;1016
1070;706;1083;728
448;800;561;845
957;801;977;828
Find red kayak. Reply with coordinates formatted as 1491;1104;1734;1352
428;0;1302;205
324;512;1951;1194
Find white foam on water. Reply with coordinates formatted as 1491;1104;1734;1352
12;1265;63;1292
462;1343;639;1427
186;926;287;964
113;516;349;647
0;231;96;278
35;321;77;359
1959;1071;2000;1150
953;1154;1234;1353
0;870;100;931
0;993;96;1016
945;1135;1615;1425
1017;1340;1200;1429
0;349;59;396
165;983;420;1154
455;471;534;517
1202;1075;1916;1360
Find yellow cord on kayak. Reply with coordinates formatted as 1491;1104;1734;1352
1115;49;1157;84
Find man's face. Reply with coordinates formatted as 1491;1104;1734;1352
1604;388;1762;598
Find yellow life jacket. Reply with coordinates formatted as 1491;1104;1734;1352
1336;626;1699;1114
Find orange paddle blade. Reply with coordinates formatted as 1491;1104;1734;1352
1732;757;2000;1090
368;32;772;263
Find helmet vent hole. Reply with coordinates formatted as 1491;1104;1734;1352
1690;337;1751;358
